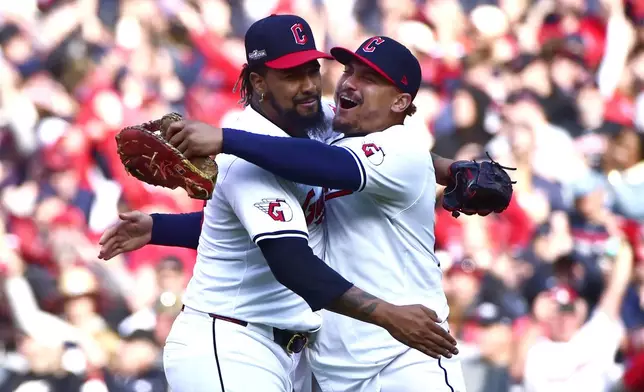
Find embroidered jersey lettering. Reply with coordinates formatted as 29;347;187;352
324;188;354;201
302;189;325;225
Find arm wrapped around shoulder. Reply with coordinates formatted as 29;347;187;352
115;113;218;200
442;153;516;218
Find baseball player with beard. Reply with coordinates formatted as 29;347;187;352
163;36;469;391
99;17;458;392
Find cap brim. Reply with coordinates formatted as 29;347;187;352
330;47;397;87
265;50;333;69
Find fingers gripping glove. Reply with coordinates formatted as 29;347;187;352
442;153;516;218
115;113;218;200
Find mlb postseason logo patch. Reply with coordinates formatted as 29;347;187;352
248;49;267;60
361;142;385;165
254;198;293;222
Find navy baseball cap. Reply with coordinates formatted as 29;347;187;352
330;36;422;98
244;14;332;69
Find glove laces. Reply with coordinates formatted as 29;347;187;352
480;151;517;184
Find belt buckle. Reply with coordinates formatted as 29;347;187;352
286;333;308;354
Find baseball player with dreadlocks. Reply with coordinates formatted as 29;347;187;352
100;15;460;392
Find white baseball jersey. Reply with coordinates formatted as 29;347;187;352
523;310;624;392
181;103;336;332
308;123;447;381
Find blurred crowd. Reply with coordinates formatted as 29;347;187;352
1;0;644;391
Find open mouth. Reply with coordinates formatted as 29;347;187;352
338;94;359;110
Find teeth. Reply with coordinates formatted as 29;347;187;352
340;95;357;104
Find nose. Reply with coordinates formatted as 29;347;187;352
340;74;357;92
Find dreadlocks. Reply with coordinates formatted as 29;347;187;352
405;103;417;117
233;64;267;106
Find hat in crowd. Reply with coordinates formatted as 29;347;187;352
445;259;484;280
244;14;332;69
330;36;422;99
58;266;98;298
470;301;513;327
505;53;538;73
549;284;578;312
122;329;158;345
556;34;586;66
117;308;158;338
156;255;184;272
505;88;541;105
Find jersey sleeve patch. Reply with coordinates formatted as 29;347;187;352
361;141;385;166
335;131;428;203
254;198;294;222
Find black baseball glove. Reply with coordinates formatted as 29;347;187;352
442;153;516;218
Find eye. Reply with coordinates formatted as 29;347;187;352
357;71;375;83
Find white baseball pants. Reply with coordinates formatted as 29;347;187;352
163;306;308;392
313;348;467;392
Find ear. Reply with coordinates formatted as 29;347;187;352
249;72;266;97
391;93;413;114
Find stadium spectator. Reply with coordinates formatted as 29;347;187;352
523;237;633;391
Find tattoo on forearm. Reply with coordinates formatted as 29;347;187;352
329;286;381;320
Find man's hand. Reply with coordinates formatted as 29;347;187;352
327;286;458;359
166;120;223;159
98;211;153;260
383;304;459;359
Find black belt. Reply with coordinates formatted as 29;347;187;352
181;305;308;354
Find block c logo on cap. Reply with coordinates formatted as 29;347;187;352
290;23;308;45
362;37;385;53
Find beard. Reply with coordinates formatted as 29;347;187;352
266;92;329;138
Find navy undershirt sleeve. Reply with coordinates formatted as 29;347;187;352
222;128;363;191
149;212;203;249
257;236;353;311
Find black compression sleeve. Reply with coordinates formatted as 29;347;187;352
257;236;353;311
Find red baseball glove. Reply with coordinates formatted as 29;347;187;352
115;113;218;200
